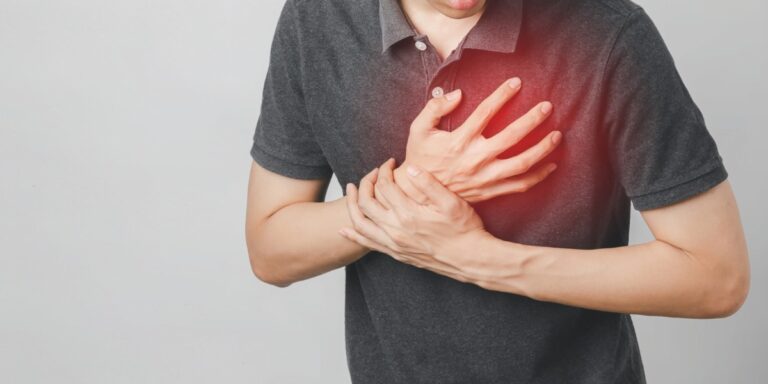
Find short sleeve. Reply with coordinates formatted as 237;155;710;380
250;0;333;180
601;8;727;211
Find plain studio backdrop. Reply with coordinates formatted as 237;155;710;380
1;0;765;383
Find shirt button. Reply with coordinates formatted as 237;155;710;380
431;86;444;98
414;40;427;51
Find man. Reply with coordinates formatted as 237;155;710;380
245;0;750;383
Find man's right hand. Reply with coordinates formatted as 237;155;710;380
391;77;562;204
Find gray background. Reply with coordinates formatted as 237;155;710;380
1;0;765;383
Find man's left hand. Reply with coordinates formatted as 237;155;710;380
339;157;490;284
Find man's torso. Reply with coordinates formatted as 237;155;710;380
282;0;648;382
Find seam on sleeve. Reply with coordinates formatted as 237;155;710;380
630;159;727;211
251;136;331;168
251;139;333;180
628;154;723;199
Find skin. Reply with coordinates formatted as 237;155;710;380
340;156;750;319
247;0;751;318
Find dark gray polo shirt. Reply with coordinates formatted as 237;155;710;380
250;0;728;382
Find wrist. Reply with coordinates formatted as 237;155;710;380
436;229;494;280
461;232;532;296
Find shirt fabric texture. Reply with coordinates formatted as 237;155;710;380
250;0;729;382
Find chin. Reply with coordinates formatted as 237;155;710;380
430;0;487;19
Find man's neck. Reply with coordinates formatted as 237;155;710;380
398;0;486;61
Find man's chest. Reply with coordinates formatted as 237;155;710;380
304;46;622;247
306;48;598;176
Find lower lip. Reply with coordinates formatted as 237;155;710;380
446;0;480;11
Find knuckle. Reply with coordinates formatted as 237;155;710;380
484;137;503;154
425;98;442;114
447;139;466;154
518;157;533;172
390;231;407;244
361;203;376;217
463;189;482;203
452;161;471;177
511;158;528;174
522;114;539;129
474;103;493;120
445;200;461;214
475;167;496;186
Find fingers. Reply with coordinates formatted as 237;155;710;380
344;182;397;249
454;77;522;142
410;89;463;137
403;164;460;211
338;227;387;253
480;129;562;180
484;101;554;157
468;162;558;202
376;163;421;215
374;158;397;209
357;166;390;219
394;163;431;205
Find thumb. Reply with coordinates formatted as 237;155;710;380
409;89;462;136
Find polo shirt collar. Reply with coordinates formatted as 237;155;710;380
378;0;524;54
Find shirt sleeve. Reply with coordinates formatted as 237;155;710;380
249;0;333;180
600;8;727;211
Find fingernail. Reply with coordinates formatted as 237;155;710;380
407;165;421;176
551;131;562;144
548;164;558;172
507;77;521;89
540;102;552;114
445;89;461;101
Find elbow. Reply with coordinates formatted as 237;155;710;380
249;252;293;288
703;259;750;318
245;233;293;288
245;221;293;288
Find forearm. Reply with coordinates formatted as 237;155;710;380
465;236;742;318
248;196;369;287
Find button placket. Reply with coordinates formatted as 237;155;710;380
413;35;454;132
